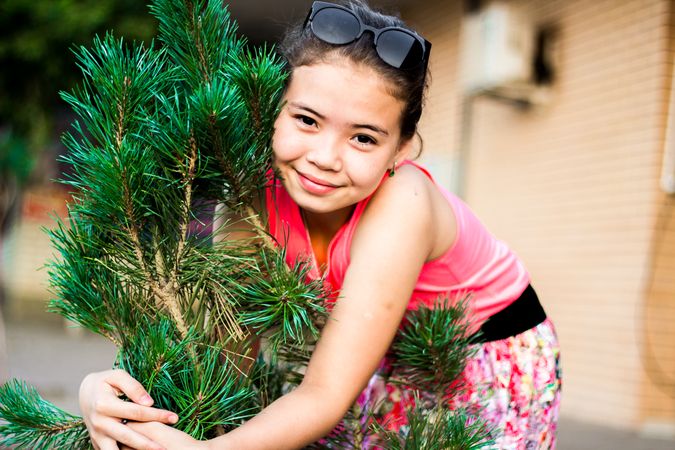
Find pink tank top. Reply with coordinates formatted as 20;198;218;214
265;161;530;327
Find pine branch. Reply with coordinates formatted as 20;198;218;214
220;47;287;212
227;46;288;148
0;380;92;450
174;134;199;276
308;402;380;449
117;318;259;439
234;249;328;352
59;33;189;335
151;0;284;252
374;402;494;450
175;235;253;341
390;296;477;399
150;0;244;89
46;213;118;341
61;39;166;212
124;198;190;340
244;206;277;252
248;355;288;410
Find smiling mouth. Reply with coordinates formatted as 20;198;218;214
296;171;341;195
298;171;339;187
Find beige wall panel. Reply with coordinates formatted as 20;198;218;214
404;0;673;429
465;0;669;427
639;0;675;429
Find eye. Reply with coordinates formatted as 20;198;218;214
354;134;377;146
295;115;317;127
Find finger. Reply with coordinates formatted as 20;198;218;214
94;436;120;450
105;420;166;450
88;414;166;450
97;399;178;424
106;370;154;406
127;422;172;443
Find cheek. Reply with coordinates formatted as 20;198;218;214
343;152;390;186
271;121;302;164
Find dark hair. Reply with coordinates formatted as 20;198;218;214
279;0;429;142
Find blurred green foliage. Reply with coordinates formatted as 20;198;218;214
0;132;31;189
0;0;157;184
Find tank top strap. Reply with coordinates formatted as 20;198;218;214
398;159;435;181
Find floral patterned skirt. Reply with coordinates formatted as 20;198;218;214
450;318;562;449
352;318;562;449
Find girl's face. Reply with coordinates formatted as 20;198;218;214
272;59;412;221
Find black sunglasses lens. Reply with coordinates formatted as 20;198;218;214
311;8;361;45
377;30;424;69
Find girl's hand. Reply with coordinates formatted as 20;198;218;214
79;369;178;450
121;422;211;450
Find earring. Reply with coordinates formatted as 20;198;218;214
389;162;397;177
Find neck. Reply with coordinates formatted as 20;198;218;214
301;206;355;269
300;206;355;239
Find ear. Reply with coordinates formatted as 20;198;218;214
394;136;414;163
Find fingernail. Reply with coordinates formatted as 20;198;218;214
168;413;179;424
141;394;153;405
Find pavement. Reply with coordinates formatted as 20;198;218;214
2;310;675;450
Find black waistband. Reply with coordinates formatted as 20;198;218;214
470;284;547;344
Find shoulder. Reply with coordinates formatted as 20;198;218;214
368;163;437;223
357;163;458;262
352;164;437;259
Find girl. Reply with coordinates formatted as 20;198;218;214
79;1;561;449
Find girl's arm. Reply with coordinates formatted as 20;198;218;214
208;166;438;449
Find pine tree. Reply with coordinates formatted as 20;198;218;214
0;1;492;448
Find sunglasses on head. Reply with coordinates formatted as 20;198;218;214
303;1;431;70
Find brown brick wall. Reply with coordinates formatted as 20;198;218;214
403;0;674;430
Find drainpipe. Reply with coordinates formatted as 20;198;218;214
660;66;675;194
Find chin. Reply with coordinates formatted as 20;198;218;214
296;192;355;217
294;195;340;213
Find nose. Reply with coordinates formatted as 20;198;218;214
305;134;343;172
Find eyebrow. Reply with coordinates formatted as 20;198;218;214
289;102;326;120
289;101;390;137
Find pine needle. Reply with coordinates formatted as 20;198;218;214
0;380;92;449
